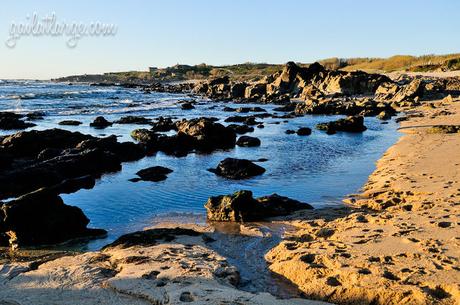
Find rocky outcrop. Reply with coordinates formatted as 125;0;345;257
295;97;396;117
316;116;367;134
236;136;261;147
208;158;265;179
191;62;391;103
1;184;106;247
0;112;36;130
0;129;145;199
131;118;236;156
204;190;312;222
296;127;312;136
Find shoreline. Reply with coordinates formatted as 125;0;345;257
266;98;460;304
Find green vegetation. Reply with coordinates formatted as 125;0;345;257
54;53;460;84
320;53;460;73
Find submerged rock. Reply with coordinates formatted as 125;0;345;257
208;158;265;179
316;116;367;134
59;120;82;126
181;102;195;110
227;124;254;135
204;190;312;222
133;166;173;182
236;136;261;147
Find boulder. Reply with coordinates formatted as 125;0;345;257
181;102;195;110
236;136;261;147
151;117;177;132
90;116;112;128
244;83;267;99
1;186;106;247
204;190;312;222
177;118;236;152
132;166;173;182
296;127;312;136
0;112;36;130
227;124;254;135
316;116;367;134
208;158;265;179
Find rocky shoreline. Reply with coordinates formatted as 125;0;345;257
1;63;459;304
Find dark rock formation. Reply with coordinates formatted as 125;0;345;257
316;116;367;134
204;190;312;222
296;127;312;136
103;228;201;249
132;166;173;182
59;120;82;126
236;136;261;147
90;116;112;128
114;116;152;124
227;124;254;135
0;112;36;130
0;181;106;247
208;158;265;179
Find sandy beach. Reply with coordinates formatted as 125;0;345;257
266;98;460;304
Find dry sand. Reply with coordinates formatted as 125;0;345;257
266;98;460;304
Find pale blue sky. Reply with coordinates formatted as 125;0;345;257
1;0;459;79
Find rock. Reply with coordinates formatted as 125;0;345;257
227;124;254;135
273;103;297;112
244;83;267;99
0;128;91;158
134;166;173;182
0;112;36;130
181;102;195;110
59;120;82;126
25;111;46;121
90;116;112;129
230;83;248;98
285;130;296;134
208;158;265;179
316;116;367;133
225;115;261;125
236;136;261;147
204;190;312;222
377;110;393;120
151;117;177;132
114;116;151;124
1;186;106;247
296;127;312;136
176;118;236;152
103;228;201;249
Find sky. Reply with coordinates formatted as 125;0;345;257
0;0;459;79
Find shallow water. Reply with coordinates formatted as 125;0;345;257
0;80;400;250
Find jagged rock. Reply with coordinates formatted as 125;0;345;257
244;83;267;99
208;158;265;179
230;82;248;98
204;190;312;222
236;136;261;147
176;118;236;151
151;117;177;132
316;116;367;134
90;116;112;128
